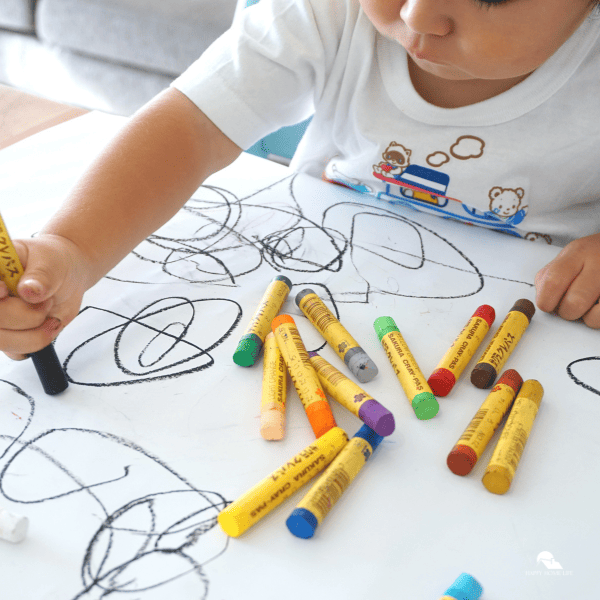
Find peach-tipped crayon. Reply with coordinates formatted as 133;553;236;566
286;423;383;539
272;315;337;438
260;332;287;440
233;275;291;367
428;305;495;397
447;369;522;475
308;352;395;436
295;288;378;383
374;316;439;420
0;212;68;395
471;299;535;389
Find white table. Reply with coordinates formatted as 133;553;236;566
0;112;598;600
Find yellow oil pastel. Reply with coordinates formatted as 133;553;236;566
260;332;287;440
482;379;544;494
218;426;348;537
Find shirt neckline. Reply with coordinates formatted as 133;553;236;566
377;13;600;127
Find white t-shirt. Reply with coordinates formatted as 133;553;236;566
172;0;600;246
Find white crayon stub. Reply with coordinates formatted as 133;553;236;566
0;507;29;543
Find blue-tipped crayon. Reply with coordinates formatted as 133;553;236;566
286;424;383;538
440;573;483;600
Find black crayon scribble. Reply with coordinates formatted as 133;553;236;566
104;174;532;300
0;380;35;461
62;297;242;387
0;426;230;599
567;356;600;396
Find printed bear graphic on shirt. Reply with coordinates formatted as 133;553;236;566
488;186;527;223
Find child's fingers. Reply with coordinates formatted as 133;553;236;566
554;262;600;321
0;316;63;356
582;302;600;329
0;296;53;330
535;234;600;321
3;351;27;361
534;254;581;314
13;239;68;306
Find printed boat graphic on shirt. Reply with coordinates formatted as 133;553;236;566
374;164;525;236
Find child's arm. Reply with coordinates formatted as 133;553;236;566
0;88;242;359
535;232;600;328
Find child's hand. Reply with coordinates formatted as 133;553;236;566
0;235;90;359
535;232;600;328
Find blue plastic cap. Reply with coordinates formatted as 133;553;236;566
286;508;318;539
444;573;483;600
353;424;384;453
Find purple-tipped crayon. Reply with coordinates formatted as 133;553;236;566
308;352;395;436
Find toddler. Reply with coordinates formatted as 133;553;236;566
1;0;599;360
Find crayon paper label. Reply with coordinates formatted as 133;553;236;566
299;294;359;359
0;218;23;295
274;324;326;408
488;397;540;478
443;316;489;374
456;383;516;457
245;280;290;341
381;331;430;399
296;437;371;523
261;335;286;409
310;355;374;415
478;311;529;370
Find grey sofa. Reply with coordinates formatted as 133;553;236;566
0;0;239;115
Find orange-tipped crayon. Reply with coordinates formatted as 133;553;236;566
272;315;337;438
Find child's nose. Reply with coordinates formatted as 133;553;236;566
400;0;453;37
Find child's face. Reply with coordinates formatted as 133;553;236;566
360;0;594;82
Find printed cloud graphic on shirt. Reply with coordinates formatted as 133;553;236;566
450;135;486;160
426;151;450;168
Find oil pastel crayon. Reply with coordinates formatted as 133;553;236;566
0;212;68;395
440;573;483;600
374;316;439;420
286;423;383;539
308;352;395;436
471;299;535;389
260;332;287;440
482;379;544;495
428;305;495;397
0;506;29;543
272;315;337;438
233;275;292;367
447;369;522;475
295;288;378;383
218;426;348;537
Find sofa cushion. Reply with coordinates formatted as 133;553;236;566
0;0;35;32
36;0;238;76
